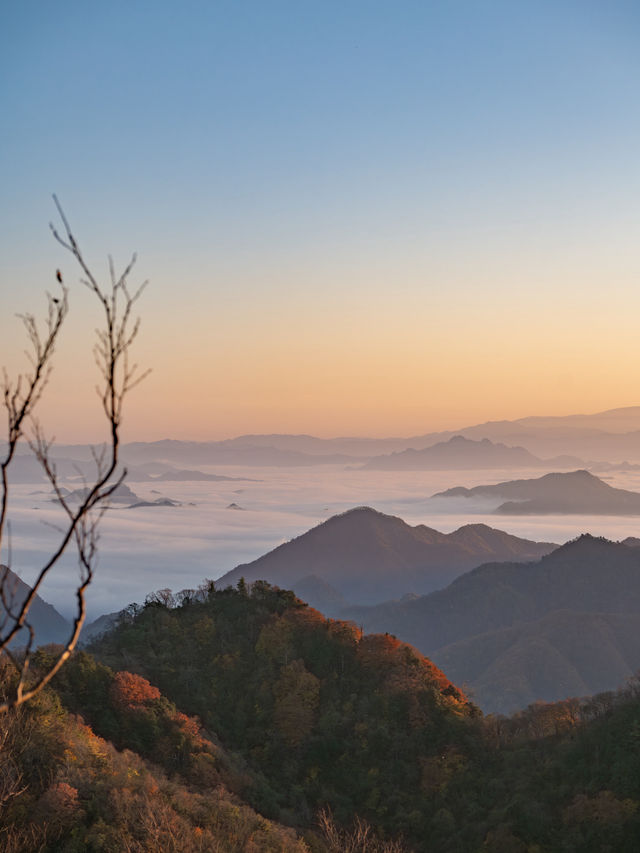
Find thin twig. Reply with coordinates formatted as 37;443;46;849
0;199;148;711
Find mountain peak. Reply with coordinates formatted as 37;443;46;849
437;469;640;515
552;532;623;556
0;565;70;646
216;509;555;607
545;469;597;481
333;505;385;519
363;433;541;471
321;505;409;532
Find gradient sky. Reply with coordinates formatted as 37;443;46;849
2;1;640;442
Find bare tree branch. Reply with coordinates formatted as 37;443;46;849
0;199;148;712
317;807;411;853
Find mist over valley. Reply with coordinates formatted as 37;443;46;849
9;407;640;624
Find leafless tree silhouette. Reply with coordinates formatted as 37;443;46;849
0;196;148;711
317;807;410;853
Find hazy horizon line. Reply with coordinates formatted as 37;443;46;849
11;402;640;448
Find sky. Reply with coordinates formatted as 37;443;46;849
1;0;640;442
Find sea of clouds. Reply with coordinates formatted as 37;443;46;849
6;464;640;621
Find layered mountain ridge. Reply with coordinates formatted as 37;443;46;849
0;564;70;647
435;469;640;514
362;434;583;470
217;506;556;606
345;534;640;712
8;404;640;472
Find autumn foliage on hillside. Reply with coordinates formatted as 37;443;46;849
5;581;640;851
0;660;310;852
87;580;640;852
88;581;479;844
110;670;161;708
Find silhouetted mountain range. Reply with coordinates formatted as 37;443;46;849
401;406;640;461
361;434;583;470
121;406;640;464
0;565;70;647
121;440;353;467
8;405;640;474
149;468;249;481
127;498;181;508
116;406;640;463
10;452;256;485
56;482;141;505
345;535;640;712
125;464;256;482
435;469;640;514
435;609;640;714
217;507;556;606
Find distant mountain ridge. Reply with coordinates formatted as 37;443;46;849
58;483;141;504
0;565;70;647
121;440;353;467
435;469;640;514
217;506;556;606
9;452;261;484
8;404;640;471
435;608;640;713
408;407;640;461
345;534;640;712
361;434;583;470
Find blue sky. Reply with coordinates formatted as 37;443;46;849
2;1;640;440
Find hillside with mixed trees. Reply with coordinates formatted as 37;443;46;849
3;579;640;851
89;582;476;840
0;654;310;852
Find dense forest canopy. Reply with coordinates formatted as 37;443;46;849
2;580;640;851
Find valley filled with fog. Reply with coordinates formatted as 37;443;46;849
9;462;640;620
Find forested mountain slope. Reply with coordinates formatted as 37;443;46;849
90;582;476;844
0;655;310;852
3;581;640;851
346;535;640;712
